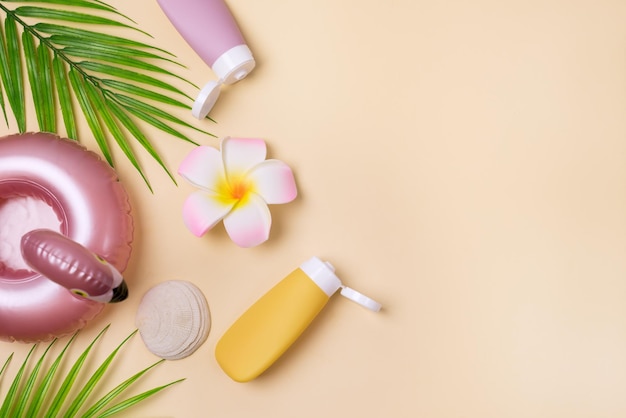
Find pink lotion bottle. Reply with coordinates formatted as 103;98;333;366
157;0;256;118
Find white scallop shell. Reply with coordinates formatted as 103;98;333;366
135;280;210;360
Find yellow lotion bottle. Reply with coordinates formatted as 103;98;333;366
215;256;381;382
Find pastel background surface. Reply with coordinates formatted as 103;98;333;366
1;0;626;417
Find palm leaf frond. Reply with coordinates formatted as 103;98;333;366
0;325;184;417
52;36;184;67
1;14;26;131
68;67;112;164
2;0;123;18
102;79;190;109
26;332;77;417
43;325;110;417
96;378;186;418
0;344;36;416
80;358;166;418
0;352;12;378
13;6;143;34
0;0;214;190
62;330;137;418
34;23;175;57
52;52;76;138
10;339;56;417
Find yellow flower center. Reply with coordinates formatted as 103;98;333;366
215;174;255;205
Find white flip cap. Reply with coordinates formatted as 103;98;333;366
192;80;221;119
300;257;382;312
340;286;382;312
192;45;256;119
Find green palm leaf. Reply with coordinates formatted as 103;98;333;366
0;82;7;126
34;23;175;57
43;326;109;417
52;53;76;138
63;47;194;86
80;359;166;418
2;0;123;17
0;325;184;417
10;339;56;417
0;0;212;190
26;333;77;417
96;379;186;418
0;352;12;378
51;36;183;66
62;330;137;417
22;30;46;130
68;67;112;164
0;344;36;416
78;61;193;99
102;79;191;109
13;7;142;34
1;14;26;131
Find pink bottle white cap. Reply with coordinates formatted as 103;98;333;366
213;45;255;84
192;45;256;119
300;257;382;312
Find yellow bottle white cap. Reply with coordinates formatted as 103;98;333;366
299;257;341;297
300;257;381;312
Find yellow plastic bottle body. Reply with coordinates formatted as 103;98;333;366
215;268;330;382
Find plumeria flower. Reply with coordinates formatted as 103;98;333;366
178;137;298;247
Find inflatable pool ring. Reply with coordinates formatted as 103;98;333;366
0;133;133;343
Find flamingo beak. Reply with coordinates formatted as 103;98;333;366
110;280;129;303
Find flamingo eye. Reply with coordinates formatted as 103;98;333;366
71;289;89;298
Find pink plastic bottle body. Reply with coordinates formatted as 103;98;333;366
157;0;246;68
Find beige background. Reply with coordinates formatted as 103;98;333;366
2;0;626;417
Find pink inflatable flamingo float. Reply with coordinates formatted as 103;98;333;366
0;133;133;343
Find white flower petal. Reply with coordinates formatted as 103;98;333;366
221;137;267;177
182;191;234;237
178;146;224;191
248;159;297;204
223;194;272;247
